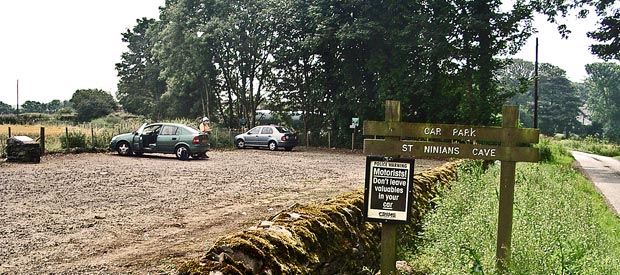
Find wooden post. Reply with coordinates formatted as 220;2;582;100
40;127;45;155
328;131;331;149
380;100;401;275
91;127;95;150
8;127;11;137
351;130;355;150
65;127;69;148
496;105;518;272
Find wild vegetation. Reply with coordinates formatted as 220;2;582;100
403;140;620;274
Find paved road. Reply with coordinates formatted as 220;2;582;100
572;151;620;215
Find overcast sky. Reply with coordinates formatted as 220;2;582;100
0;1;608;106
0;0;165;106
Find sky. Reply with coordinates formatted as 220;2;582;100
0;1;609;107
511;11;606;82
0;0;165;106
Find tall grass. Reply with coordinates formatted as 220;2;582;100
405;148;620;274
558;136;620;157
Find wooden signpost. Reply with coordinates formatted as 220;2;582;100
363;100;539;274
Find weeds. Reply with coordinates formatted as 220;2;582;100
404;151;620;274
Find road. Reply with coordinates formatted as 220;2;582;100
572;151;620;215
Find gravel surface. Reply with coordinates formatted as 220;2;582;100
0;148;444;274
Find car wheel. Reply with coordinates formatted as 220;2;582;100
236;139;245;149
268;141;277;151
284;146;293;151
116;141;133;156
175;145;190;160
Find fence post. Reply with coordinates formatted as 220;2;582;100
65;127;69;149
40;127;45;155
91;127;95;150
8;126;11;137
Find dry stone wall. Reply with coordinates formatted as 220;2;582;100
178;161;462;275
5;136;41;163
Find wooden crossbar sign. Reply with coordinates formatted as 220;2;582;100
363;100;539;275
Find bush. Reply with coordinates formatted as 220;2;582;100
61;131;86;149
536;137;573;165
559;136;620;157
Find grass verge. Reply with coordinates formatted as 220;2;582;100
404;146;620;274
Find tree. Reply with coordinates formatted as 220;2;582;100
207;0;279;127
585;62;620;141
537;64;582;135
499;59;583;135
46;99;62;114
70;89;117;122
21;100;46;113
152;0;215;121
0;101;14;114
116;18;167;119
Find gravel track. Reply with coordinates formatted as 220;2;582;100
0;149;444;274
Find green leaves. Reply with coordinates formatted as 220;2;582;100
70;89;117;122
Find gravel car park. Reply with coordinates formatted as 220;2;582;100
0;149;444;274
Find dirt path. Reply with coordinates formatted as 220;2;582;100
0;149;443;274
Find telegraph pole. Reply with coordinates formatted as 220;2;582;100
16;79;19;114
533;38;539;128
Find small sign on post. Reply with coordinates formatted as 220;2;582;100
364;157;415;223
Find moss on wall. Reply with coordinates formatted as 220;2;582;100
178;161;462;275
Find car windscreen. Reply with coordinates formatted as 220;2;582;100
275;126;291;133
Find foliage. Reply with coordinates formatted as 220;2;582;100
70;89;117;122
60;131;87;149
89;112;145;128
500;59;583;135
406;160;620;274
536;136;574;165
115;0;586;148
583;0;620;61
0;101;14;114
21;100;47;113
559;135;620;157
0;115;18;124
116;18;167;120
585;62;620;142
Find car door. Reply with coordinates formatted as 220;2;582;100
259;126;274;146
244;126;262;146
156;125;179;153
139;124;161;152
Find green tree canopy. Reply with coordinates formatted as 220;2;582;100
115;0;602;147
21;100;46;113
70;89;117;122
585;62;620;141
0;101;14;115
116;18;166;119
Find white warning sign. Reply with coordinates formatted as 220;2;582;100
364;157;414;223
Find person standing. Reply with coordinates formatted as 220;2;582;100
200;117;211;134
199;117;211;159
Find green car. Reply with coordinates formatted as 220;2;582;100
109;123;209;160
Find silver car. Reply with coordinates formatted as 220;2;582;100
234;125;298;151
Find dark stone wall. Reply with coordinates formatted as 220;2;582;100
6;138;41;163
178;161;462;275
